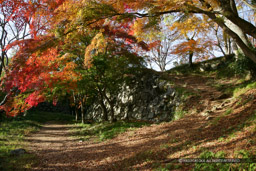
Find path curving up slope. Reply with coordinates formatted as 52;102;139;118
26;75;256;170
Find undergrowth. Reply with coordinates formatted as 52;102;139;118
194;150;256;171
173;110;187;120
233;81;256;97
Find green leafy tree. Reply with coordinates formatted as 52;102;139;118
82;47;144;122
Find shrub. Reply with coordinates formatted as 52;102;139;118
229;49;256;77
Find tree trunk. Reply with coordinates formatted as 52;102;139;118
109;103;115;123
105;95;115;123
207;13;256;64
223;17;250;47
0;94;8;106
232;41;239;59
73;92;79;121
199;0;256;63
216;0;256;62
101;90;116;123
224;34;232;56
216;0;256;39
81;102;85;124
188;52;193;68
97;86;109;121
75;107;79;122
99;97;108;121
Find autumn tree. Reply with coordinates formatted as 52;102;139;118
54;0;256;67
0;0;34;110
0;0;145;118
3;0;256;119
0;0;31;77
0;0;67;113
140;15;181;71
0;42;80;116
0;0;66;76
72;0;256;63
146;35;175;71
82;36;145;122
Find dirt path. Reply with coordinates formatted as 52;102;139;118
26;119;209;170
25;122;82;170
25;75;256;170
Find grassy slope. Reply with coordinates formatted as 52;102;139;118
0;111;74;171
151;58;256;170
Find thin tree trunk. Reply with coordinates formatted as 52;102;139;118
109;103;115;123
75;107;78;121
102;90;115;123
106;98;115;123
97;86;110;121
99;97;108;121
228;38;232;55
81;102;84;124
232;41;239;59
0;94;8;106
73;93;79;122
200;0;256;63
188;52;193;68
207;13;256;63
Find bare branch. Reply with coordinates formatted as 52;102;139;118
241;0;256;10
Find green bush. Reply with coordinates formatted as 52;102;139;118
194;151;230;171
229;49;256;77
194;150;256;171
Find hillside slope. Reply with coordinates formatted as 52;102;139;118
27;64;256;170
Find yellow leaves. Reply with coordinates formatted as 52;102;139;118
132;18;145;42
84;32;108;67
170;15;212;37
56;53;73;64
64;61;77;70
131;17;161;42
205;0;220;9
116;0;125;13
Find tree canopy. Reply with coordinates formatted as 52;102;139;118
1;0;256;117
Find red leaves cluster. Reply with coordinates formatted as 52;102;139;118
102;23;149;51
171;39;214;60
1;0;66;38
172;40;200;54
1;0;152;116
148;40;161;50
25;91;46;107
1;37;80;116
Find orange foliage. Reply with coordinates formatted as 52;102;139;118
1;45;80;116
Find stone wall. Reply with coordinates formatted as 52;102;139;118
85;71;180;122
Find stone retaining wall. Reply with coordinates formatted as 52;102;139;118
85;72;180;122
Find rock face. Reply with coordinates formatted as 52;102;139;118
85;72;180;122
199;58;226;72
